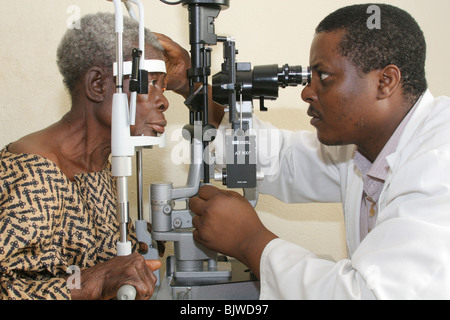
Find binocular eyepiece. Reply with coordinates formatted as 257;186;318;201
212;63;311;107
278;64;311;88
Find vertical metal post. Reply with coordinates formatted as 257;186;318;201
116;176;129;244
136;149;144;221
115;33;123;94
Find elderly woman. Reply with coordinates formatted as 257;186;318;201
0;12;190;300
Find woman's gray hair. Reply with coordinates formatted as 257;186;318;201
57;12;164;95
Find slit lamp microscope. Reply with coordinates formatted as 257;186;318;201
110;0;310;300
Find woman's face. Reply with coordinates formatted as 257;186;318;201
99;44;169;138
127;46;169;137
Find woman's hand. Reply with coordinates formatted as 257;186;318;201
69;253;161;300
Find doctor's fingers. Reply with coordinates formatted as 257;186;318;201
197;185;224;199
189;196;207;216
197;185;244;202
192;215;202;237
192;215;210;245
189;191;228;217
192;213;223;249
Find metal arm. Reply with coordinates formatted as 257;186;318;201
111;0;166;300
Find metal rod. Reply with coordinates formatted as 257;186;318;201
116;33;123;93
116;176;129;243
136;149;144;221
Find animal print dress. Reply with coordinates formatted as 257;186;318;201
0;146;137;299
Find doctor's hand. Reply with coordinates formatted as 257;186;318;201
154;32;225;128
154;33;191;98
189;185;278;279
68;253;161;300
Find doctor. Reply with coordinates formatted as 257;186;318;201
188;4;450;299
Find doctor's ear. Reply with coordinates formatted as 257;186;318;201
377;64;401;100
84;67;110;103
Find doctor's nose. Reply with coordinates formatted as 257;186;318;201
301;83;317;104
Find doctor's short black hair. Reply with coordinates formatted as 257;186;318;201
316;4;427;102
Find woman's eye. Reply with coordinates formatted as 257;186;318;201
149;79;166;92
319;72;330;81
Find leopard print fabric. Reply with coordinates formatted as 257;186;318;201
0;146;137;299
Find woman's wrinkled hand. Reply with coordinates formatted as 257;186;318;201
69;253;161;300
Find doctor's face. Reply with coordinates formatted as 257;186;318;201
301;29;380;148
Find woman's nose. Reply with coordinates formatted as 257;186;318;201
151;86;169;112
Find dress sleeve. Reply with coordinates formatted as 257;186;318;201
0;276;70;300
0;153;71;299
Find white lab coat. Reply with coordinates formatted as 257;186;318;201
215;90;450;299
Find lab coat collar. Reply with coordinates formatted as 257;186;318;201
345;162;364;256
346;90;433;256
386;90;434;169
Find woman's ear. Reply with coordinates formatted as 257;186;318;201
377;64;401;100
84;67;110;103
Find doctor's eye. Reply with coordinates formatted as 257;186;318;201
318;71;330;81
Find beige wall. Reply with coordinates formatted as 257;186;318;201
1;0;449;262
